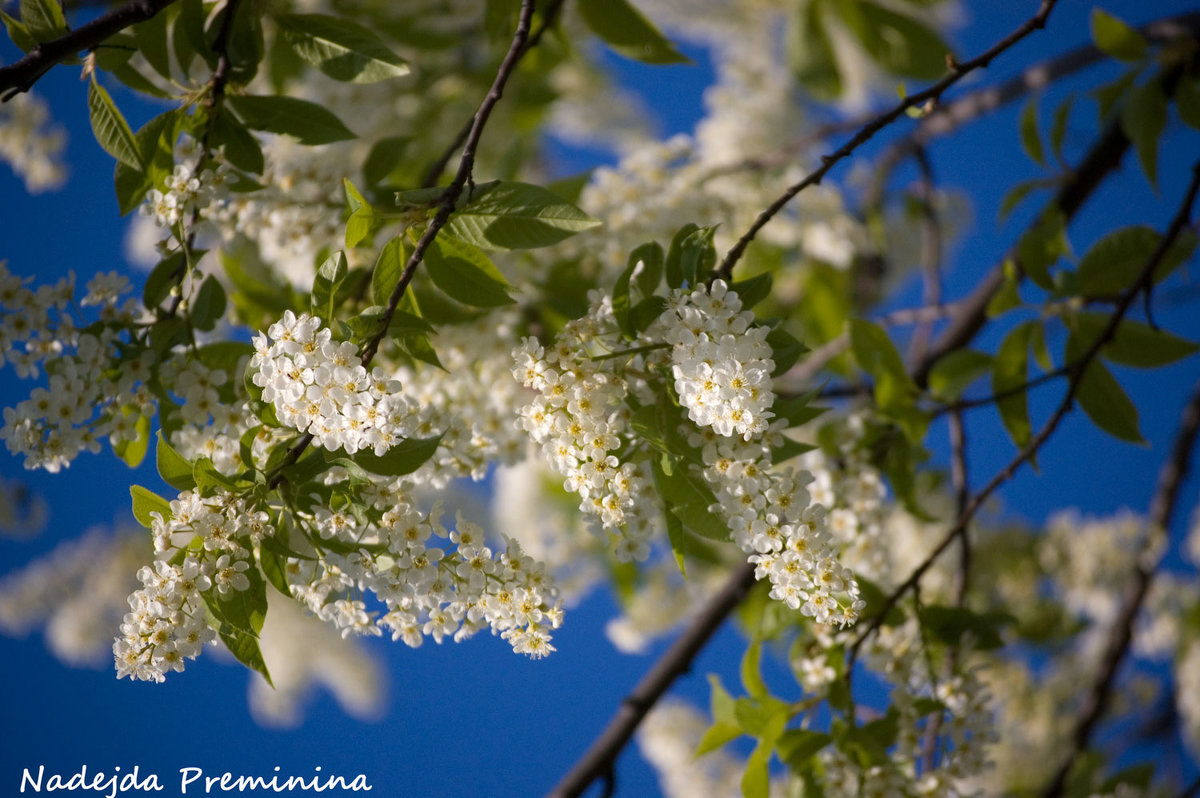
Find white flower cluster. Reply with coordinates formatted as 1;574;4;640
513;294;658;561
695;425;862;626
657;280;775;440
801;415;890;584
391;309;530;487
250;310;422;456
114;490;264;682
139;162;230;229
287;499;564;658
0;264;154;472
0;91;67;193
651;281;858;625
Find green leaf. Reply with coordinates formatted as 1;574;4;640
787;0;841;100
730;272;772;311
697;674;743;755
191;275;227;331
114;108;182;215
1072;312;1200;368
576;0;689;64
2;11;37;52
343;178;381;248
1067;333;1145;443
19;0;68;42
740;639;768;699
131;5;171;80
840;0;951;80
1019;97;1045;167
372;236;408;307
766;326;808;377
276;13;409;83
113;409;151;468
1017;207;1070;291
1120;80;1166;188
350;434;442;476
156;432;196;491
228;94;356;145
258;543;292;597
918;605;1015;650
441;181;600;251
1177;79;1200;131
423;235;515;307
772;393;827;429
777;730;833;770
131;485;173;528
88;76;142;169
993;322;1034;448
1076;226;1197;296
311;251;348;322
849;319;924;439
1049;96;1074;164
362;136;408;185
613;242;663;339
203;566;271;684
928;349;993;401
664;223;698;289
1090;8;1147;62
676;225;718;287
208;109;264;174
143;253;184;309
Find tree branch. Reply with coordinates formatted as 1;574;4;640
1040;172;1200;797
0;0;179;101
419;0;567;188
850;158;1200;666
269;0;538;485
547;562;758;798
714;0;1060;280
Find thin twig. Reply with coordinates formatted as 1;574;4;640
1040;166;1200;797
165;0;241;319
919;408;969;772
547;563;758;798
850;158;1200;667
0;0;179;100
706;11;1200;181
269;0;538;487
419;0;566;188
714;0;1060;280
876;11;1200;178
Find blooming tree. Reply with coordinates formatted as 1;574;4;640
2;0;1200;795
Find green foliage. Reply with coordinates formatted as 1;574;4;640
87;76;141;170
1120;80;1167;188
1090;9;1148;62
423;236;516;307
310;251;348;322
227;94;357;145
275;13;410;83
130;485;173;528
928;349;993;401
438;181;601;251
1075;225;1197;297
19;0;68;43
576;0;689;64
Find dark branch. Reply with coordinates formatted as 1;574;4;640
714;0;1060;280
420;0;566;188
0;0;179;101
547;563;758;798
1040;169;1200;798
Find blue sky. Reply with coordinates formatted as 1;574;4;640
3;1;1200;795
